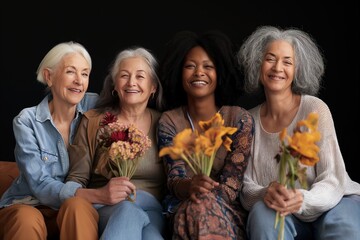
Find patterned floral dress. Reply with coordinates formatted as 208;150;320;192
158;105;254;240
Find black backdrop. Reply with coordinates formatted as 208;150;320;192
1;2;359;183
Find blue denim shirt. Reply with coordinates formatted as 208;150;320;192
0;92;98;210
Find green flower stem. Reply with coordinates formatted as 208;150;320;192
180;153;198;175
275;144;288;240
279;215;285;240
205;152;216;176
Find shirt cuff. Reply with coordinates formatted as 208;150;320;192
59;181;82;202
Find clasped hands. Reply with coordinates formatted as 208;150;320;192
264;181;303;216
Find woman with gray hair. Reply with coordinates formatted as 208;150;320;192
66;46;166;240
0;41;99;240
238;25;360;239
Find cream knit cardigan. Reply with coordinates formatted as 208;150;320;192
240;95;360;222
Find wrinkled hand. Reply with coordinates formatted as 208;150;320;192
189;174;219;203
264;181;303;216
99;177;136;205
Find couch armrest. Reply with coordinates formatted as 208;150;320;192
0;161;19;197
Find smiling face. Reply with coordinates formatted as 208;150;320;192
182;46;217;100
114;57;156;108
45;52;90;106
260;40;295;95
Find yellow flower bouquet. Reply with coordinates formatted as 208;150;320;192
159;112;237;176
95;112;151;201
274;112;321;240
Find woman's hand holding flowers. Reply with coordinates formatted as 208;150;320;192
189;174;219;203
98;177;136;205
265;182;303;216
273;112;320;240
96;112;151;202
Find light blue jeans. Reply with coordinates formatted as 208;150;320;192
247;195;360;240
95;190;165;240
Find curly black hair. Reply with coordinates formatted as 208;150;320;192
159;30;244;110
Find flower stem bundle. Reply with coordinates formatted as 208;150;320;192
274;112;321;240
159;113;237;176
95;112;151;201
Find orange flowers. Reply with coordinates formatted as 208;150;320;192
274;112;321;240
159;113;237;176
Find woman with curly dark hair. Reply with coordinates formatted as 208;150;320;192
158;30;254;240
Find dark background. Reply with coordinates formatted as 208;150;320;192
1;3;359;183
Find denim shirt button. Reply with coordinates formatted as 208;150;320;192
43;156;48;161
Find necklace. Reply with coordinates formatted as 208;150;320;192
186;111;195;131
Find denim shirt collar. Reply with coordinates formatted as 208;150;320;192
35;93;85;123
